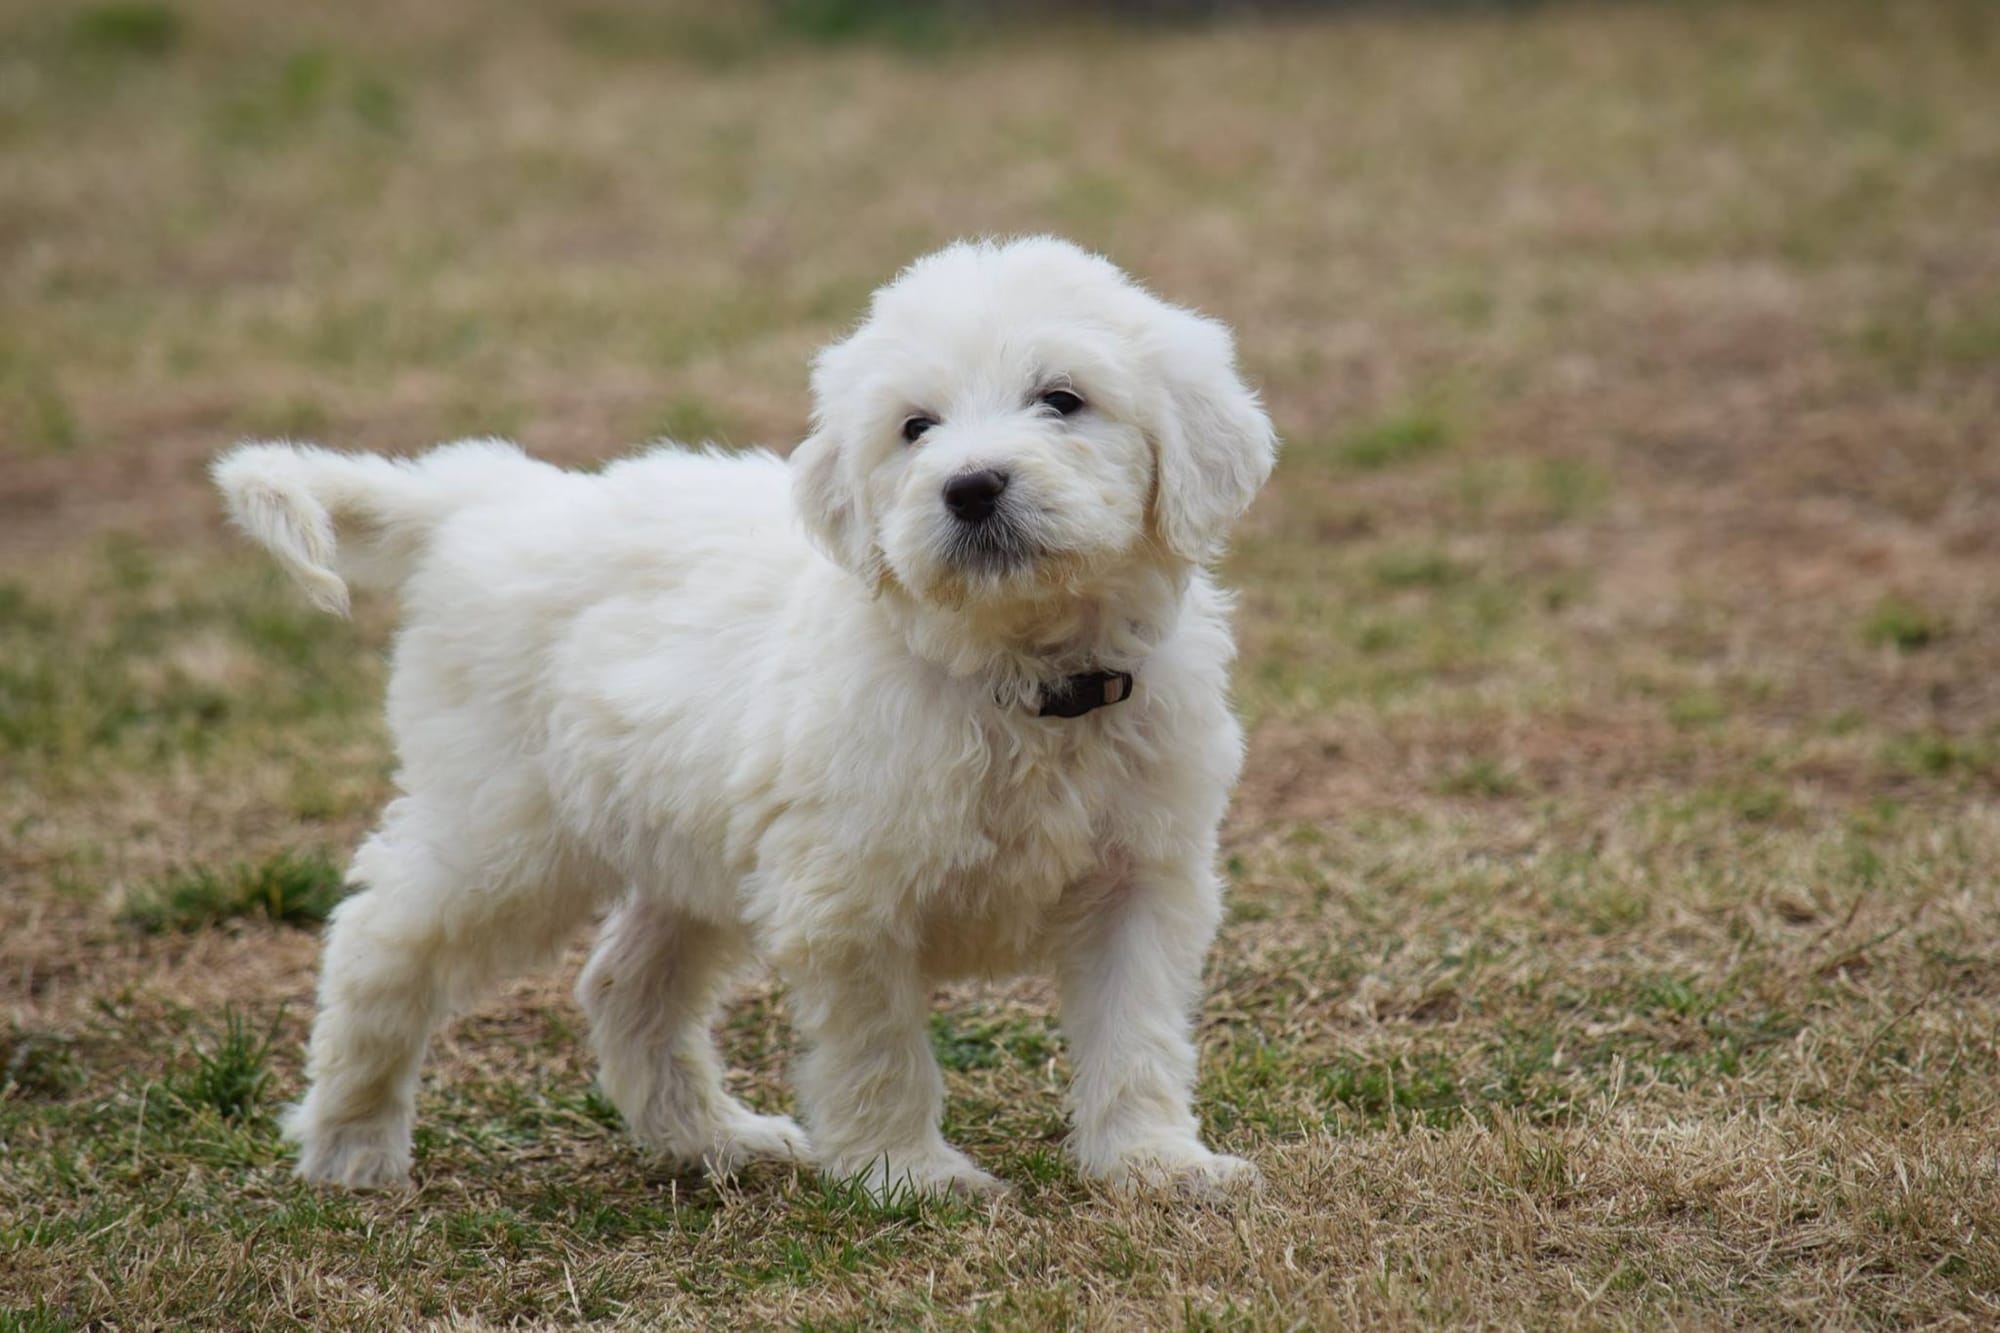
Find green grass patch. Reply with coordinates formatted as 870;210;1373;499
70;3;184;57
1550;880;1651;934
1315;996;1811;1133
1668;688;1729;729
563;7;769;66
0;552;380;777
212;49;403;147
1694;782;1793;826
1883;729;1998;781
1627;974;1717;1020
929;1010;1056;1072
1863;596;1945;652
2;1027;86;1101
1321;1050;1466;1129
1859;304;2000;382
1334;406;1456;470
0;372;80;454
773;0;957;48
1532;457;1611;520
704;1169;981;1289
168;1007;281;1121
1369;546;1469;590
1436;758;1521;799
121;849;346;933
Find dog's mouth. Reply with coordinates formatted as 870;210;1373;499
942;510;1042;577
895;503;1096;610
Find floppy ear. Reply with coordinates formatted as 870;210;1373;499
791;334;879;577
1147;308;1278;563
789;425;873;577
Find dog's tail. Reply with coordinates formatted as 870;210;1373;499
212;439;535;615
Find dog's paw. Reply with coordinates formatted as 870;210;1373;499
288;1120;413;1190
1094;1144;1262;1202
925;1162;1009;1201
831;1147;1008;1203
705;1111;811;1175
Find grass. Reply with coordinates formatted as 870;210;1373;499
68;3;185;58
1863;595;1946;652
1331;404;1457;471
169;1006;281;1120
4;0;2000;1326
119;850;347;933
2;1029;85;1101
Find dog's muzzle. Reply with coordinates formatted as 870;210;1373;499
941;468;1035;573
943;468;1009;523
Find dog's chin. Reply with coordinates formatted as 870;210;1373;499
945;522;1040;579
891;534;1096;613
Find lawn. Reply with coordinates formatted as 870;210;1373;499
4;0;1999;1326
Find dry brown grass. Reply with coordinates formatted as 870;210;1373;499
4;0;2000;1327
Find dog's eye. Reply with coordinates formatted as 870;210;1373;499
1039;389;1085;417
901;415;937;444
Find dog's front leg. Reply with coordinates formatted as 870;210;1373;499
788;945;1003;1201
1057;861;1259;1197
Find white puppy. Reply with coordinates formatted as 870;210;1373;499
213;236;1277;1199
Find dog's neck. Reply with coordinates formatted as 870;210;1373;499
877;557;1190;712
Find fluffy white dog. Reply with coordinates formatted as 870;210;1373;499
213;236;1277;1199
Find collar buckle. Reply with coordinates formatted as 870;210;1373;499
1037;669;1135;719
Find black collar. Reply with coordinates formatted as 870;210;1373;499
1037;669;1135;719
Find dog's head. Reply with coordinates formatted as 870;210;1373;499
791;238;1276;610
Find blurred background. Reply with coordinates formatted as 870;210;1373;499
3;1;1999;1326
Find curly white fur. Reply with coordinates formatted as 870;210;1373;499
214;236;1277;1199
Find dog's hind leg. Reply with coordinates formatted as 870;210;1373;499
578;896;809;1174
283;801;600;1189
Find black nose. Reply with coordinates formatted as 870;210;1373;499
942;469;1010;523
